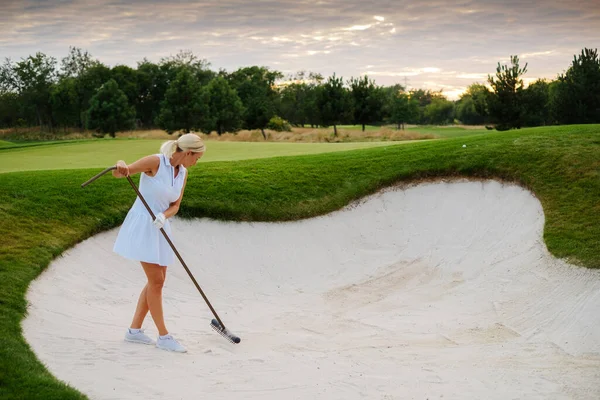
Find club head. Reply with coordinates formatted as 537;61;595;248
211;319;241;344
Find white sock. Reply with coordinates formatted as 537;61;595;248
159;334;170;339
128;328;141;334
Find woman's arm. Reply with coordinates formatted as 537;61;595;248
112;155;160;178
162;172;188;219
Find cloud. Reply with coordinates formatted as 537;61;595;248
456;73;488;80
520;50;555;59
307;50;331;56
364;70;422;77
342;24;372;31
362;67;443;77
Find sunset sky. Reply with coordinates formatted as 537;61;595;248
1;0;599;99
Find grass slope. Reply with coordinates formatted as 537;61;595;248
0;124;599;399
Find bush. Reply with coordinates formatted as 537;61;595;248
266;116;292;132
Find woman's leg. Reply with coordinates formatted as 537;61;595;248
130;263;169;331
129;262;185;352
132;261;169;336
129;283;149;330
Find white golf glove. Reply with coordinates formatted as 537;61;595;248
153;213;166;229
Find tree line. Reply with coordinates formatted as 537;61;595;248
0;47;598;137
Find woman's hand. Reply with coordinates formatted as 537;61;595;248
153;213;166;229
113;160;130;178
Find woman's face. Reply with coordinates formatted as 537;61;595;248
183;150;204;167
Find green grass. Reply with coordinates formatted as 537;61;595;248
0;139;89;149
1;124;599;398
0;139;403;174
0;140;16;148
406;125;489;138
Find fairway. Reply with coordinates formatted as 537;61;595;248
0;138;413;174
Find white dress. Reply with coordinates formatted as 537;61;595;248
113;153;187;266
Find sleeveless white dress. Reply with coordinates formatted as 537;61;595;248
113;153;187;266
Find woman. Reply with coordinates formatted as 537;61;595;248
112;133;205;353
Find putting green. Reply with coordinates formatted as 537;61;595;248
0;139;422;174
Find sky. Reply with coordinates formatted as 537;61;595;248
1;0;599;100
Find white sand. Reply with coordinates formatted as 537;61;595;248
22;179;600;399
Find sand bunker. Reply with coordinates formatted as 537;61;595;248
22;180;600;399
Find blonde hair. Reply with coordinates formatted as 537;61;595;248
160;133;206;158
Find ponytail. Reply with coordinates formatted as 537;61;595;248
159;133;205;159
160;140;179;158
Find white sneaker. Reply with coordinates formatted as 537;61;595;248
125;328;155;345
156;334;187;353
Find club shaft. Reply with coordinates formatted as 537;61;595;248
81;166;117;188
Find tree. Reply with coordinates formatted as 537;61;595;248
200;76;244;135
349;75;385;131
0;58;14;94
50;77;79;131
278;82;304;126
521;79;551;126
58;47;106;130
408;88;443;107
76;63;112;130
86;79;135;137
0;91;21;128
424;97;455;125
2;52;57;129
111;65;140;126
405;89;446;124
390;92;419;129
156;68;208;134
466;84;491;120
317;73;351;136
111;65;139;104
303;83;322;128
456;83;491;125
60;46;99;79
278;80;320;127
487;55;528;130
227;66;283;139
379;84;405;124
455;96;479;125
159;49;215;86
277;71;324;127
136;59;167;128
551;48;600;124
